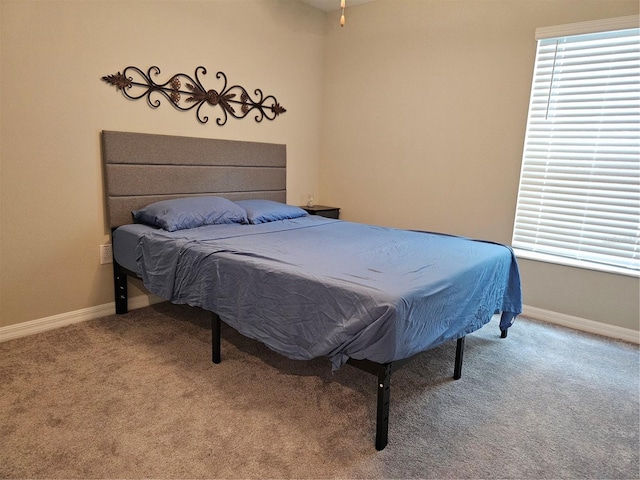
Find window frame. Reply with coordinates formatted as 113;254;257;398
512;15;640;278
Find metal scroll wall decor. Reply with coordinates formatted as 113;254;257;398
102;66;286;126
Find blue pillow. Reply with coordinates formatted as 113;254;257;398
235;200;308;224
133;196;248;231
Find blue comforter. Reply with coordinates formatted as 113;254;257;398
132;216;522;369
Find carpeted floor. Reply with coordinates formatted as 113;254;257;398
1;302;638;479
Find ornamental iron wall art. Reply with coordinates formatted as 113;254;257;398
102;66;286;126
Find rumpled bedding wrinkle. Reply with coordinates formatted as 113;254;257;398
129;216;522;370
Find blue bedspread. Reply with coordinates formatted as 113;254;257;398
129;216;522;369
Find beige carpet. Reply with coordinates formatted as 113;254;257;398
1;302;638;479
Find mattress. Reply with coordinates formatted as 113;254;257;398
113;216;522;369
113;223;156;273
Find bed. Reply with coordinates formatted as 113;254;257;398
102;130;522;450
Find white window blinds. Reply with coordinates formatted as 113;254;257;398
512;18;640;276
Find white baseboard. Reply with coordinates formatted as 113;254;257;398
2;299;638;346
522;305;640;345
0;295;164;343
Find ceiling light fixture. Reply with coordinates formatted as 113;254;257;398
340;0;345;27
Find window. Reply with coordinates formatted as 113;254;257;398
512;16;640;277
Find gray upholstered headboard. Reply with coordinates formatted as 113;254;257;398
102;130;287;228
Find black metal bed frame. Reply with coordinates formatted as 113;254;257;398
103;130;509;451
113;259;467;451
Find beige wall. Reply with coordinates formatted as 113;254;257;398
0;0;325;327
320;0;639;331
1;0;638;333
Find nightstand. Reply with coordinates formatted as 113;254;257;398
301;205;340;219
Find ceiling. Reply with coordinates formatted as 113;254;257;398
300;0;376;12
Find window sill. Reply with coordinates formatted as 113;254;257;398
512;248;640;278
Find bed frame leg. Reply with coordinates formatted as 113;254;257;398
349;336;466;451
375;364;391;451
113;260;128;314
454;336;465;380
211;312;221;364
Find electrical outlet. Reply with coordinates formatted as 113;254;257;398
100;244;113;264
